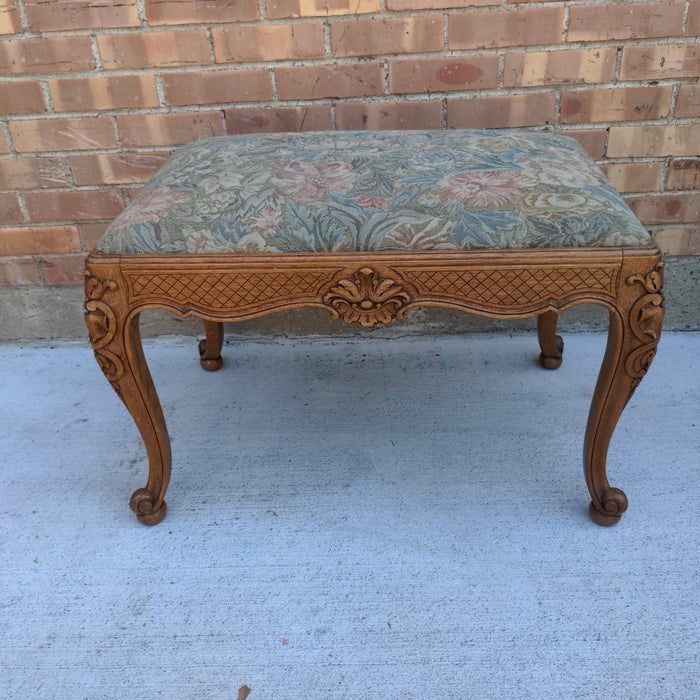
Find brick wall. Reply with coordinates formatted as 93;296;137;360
0;0;698;288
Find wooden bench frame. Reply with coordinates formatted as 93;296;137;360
85;244;663;526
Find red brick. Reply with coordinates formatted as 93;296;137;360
556;130;607;160
653;228;699;255
332;17;444;57
389;57;498;94
40;255;86;285
163;70;272;106
266;0;379;20
620;45;700;80
224;106;332;134
116;112;223;148
561;87;672;124
0;158;67;190
675;85;699;118
0;0;21;35
0;132;7;154
0;193;22;222
0;81;46;115
70;153;170;185
667;159;700;191
276;64;384;100
627;194;699;225
505;49;616;87
212;23;324;63
25;190;124;222
122;187;142;205
447;93;555;129
688;0;700;35
97;31;209;70
0;37;95;74
607;125;700;158
568;2;684;42
145;0;258;25
449;8;562;49
25;0;138;33
9;117;116;153
598;163;664;194
0;225;81;255
81;222;110;249
390;0;496;7
336;100;442;130
49;75;160;112
0;259;41;287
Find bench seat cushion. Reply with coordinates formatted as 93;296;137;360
97;130;651;255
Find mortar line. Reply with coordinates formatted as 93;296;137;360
2;37;698;84
134;0;148;26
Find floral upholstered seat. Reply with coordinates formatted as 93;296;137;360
97;130;651;255
86;128;664;527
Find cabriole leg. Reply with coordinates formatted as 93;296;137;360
85;268;170;525
199;320;224;371
537;310;564;369
584;261;664;526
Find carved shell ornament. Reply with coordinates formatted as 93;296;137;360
323;267;411;327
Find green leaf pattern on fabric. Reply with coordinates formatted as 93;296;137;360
97;130;652;254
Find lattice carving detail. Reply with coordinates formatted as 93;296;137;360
404;266;617;306
126;270;333;309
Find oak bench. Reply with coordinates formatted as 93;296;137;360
84;130;664;526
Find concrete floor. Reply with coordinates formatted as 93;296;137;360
0;331;698;699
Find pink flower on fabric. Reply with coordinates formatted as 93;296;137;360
441;170;522;208
270;161;358;203
355;197;389;210
112;186;190;227
251;206;282;235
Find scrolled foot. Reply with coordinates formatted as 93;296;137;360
539;335;564;370
588;487;628;526
198;338;222;372
130;487;167;525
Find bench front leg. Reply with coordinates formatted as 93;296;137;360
85;268;170;525
584;260;664;525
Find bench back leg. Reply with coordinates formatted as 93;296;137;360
537;310;564;369
199;320;224;371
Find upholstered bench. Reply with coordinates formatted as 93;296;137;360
84;130;664;527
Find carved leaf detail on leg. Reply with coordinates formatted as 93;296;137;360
625;262;665;392
94;349;124;382
84;270;117;301
84;273;123;398
85;300;117;349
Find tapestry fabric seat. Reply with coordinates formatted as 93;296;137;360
86;128;663;528
97;130;651;255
